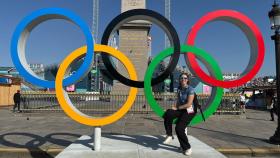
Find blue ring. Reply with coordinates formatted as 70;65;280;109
10;8;94;88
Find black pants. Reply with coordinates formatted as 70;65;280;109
163;109;195;150
13;102;20;112
270;108;275;120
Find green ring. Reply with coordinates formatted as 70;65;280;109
144;45;224;126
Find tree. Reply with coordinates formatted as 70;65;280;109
45;64;58;77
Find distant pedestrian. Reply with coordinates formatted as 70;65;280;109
268;95;276;121
240;93;246;113
13;90;21;113
142;104;146;109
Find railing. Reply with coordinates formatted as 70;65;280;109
20;92;241;115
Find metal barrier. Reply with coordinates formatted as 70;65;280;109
20;92;241;115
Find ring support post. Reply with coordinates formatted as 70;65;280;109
94;127;101;151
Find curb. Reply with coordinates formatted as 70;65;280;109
216;147;280;156
217;148;252;155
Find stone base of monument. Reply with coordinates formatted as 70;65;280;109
56;135;227;158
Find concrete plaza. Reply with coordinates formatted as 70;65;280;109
0;107;279;157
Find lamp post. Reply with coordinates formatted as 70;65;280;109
269;0;280;144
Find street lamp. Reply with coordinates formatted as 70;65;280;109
268;0;280;144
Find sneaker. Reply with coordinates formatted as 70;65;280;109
184;148;192;156
163;136;173;144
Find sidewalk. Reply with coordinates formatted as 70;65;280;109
0;107;279;157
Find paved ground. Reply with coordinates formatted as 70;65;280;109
0;107;279;157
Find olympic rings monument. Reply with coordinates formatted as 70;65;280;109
10;0;265;157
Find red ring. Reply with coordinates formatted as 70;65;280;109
186;10;265;88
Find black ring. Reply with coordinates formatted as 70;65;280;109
101;9;180;88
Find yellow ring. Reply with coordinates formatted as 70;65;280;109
55;44;138;126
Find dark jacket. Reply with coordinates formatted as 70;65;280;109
13;92;21;103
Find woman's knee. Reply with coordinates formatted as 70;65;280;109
164;109;173;118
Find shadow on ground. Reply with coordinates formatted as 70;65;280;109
0;132;81;158
102;134;180;152
190;126;270;147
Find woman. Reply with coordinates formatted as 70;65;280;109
163;73;195;156
240;93;246;113
267;95;275;121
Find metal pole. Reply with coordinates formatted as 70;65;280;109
94;127;101;151
270;29;280;144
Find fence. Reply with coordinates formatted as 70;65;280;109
19;92;242;115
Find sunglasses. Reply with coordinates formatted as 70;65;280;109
180;77;188;80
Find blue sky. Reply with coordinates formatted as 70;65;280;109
0;0;277;76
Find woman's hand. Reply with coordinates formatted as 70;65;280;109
178;94;194;110
171;105;177;110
